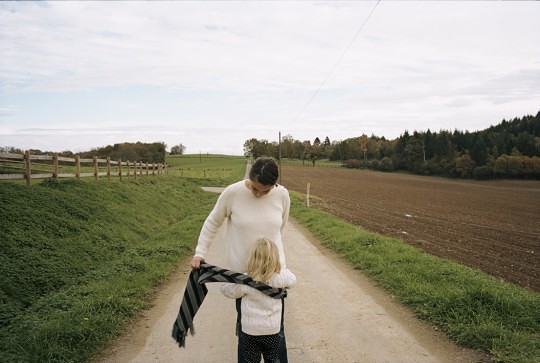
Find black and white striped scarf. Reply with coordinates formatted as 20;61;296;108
172;262;287;347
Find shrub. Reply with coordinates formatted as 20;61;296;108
473;165;494;180
370;159;380;170
379;157;394;172
343;159;360;168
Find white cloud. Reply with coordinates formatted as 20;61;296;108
0;1;539;153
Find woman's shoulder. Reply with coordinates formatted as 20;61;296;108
272;184;289;198
275;183;288;191
221;180;247;197
226;180;247;190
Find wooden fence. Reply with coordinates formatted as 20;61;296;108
0;151;167;186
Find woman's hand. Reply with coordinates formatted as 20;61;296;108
190;256;204;269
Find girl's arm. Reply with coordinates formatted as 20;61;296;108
282;268;297;289
271;268;297;289
220;283;248;299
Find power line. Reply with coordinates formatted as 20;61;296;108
287;0;381;129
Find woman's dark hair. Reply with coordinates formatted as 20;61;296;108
249;157;279;186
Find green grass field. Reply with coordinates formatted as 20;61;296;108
1;156;539;362
166;154;247;182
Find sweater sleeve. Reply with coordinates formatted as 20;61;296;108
194;187;233;259
220;283;248;299
271;268;297;289
280;187;291;235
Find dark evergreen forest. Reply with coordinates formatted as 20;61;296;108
244;111;540;179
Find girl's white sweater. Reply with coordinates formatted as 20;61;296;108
195;180;290;272
220;269;297;335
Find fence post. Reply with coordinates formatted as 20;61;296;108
152;162;155;176
139;161;143;177
94;156;99;181
24;150;31;186
127;160;131;178
107;157;111;181
306;182;311;208
118;159;123;182
134;161;137;179
53;153;59;180
76;155;81;179
146;162;149;177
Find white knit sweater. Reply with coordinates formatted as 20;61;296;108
220;269;297;335
195;180;290;272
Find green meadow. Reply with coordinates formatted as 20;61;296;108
0;155;538;362
167;153;247;180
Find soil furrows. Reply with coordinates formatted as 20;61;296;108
281;166;540;291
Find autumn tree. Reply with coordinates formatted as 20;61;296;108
243;138;274;159
455;153;476;178
359;134;368;161
170;144;186;155
78;142;167;163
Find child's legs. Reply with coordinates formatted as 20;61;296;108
236;298;286;363
259;334;280;363
242;333;263;363
242;333;279;363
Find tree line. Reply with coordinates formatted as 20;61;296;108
1;142;169;164
243;111;540;179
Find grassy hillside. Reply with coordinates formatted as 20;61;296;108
0;177;220;362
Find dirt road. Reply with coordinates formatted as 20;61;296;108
97;209;489;362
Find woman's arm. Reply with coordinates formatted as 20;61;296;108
192;188;233;267
280;188;291;235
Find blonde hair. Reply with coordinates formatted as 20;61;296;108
247;238;281;284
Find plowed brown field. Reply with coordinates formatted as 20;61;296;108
281;166;540;292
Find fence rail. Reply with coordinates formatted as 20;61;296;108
0;151;167;186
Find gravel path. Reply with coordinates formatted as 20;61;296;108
96;218;489;362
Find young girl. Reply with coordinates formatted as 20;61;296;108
221;238;296;363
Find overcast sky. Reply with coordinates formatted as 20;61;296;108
1;1;539;155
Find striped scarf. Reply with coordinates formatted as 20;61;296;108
172;262;287;347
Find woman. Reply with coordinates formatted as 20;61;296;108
190;157;290;272
190;156;291;362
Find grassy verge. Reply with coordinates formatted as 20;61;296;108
0;176;219;362
289;191;540;363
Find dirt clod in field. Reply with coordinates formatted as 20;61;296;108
281;167;540;292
